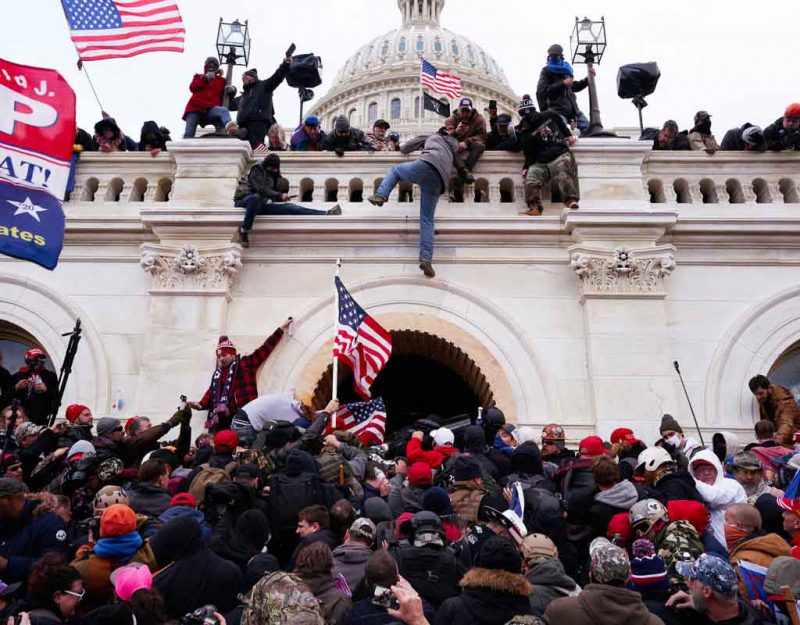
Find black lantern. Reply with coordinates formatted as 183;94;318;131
216;19;251;108
569;16;615;137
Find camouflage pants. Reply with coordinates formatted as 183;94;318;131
524;151;580;206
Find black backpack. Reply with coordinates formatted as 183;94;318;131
393;544;463;608
287;54;322;89
269;472;320;532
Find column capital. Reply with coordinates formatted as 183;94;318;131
140;242;242;299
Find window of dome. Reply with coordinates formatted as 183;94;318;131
415;36;424;52
399;38;407;53
381;40;390;56
391;98;401;120
414;96;421;118
481;52;488;70
434;39;443;53
451;40;459;56
368;102;378;122
467;46;475;62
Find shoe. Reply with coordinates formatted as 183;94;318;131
567;200;580;210
226;121;239;136
520;202;544;216
326;204;342;215
367;195;387;207
419;260;436;278
239;228;249;247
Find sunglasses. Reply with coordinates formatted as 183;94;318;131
64;589;85;601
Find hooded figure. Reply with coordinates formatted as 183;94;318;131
210;508;271;571
151;515;242;618
688;450;747;547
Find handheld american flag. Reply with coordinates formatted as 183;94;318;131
327;397;387;446
60;0;185;63
420;58;462;100
334;277;392;400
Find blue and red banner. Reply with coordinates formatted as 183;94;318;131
0;58;75;269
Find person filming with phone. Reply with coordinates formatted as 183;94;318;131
182;56;239;138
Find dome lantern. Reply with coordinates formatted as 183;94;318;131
399;0;444;26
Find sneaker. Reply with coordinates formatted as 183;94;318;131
419;260;436;278
567;200;580;210
239;228;250;248
367;195;387;207
326;204;342;215
226;121;240;136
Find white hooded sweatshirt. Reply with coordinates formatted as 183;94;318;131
688;449;747;548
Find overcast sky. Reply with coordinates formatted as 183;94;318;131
2;0;795;139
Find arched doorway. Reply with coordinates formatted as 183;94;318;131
310;330;495;432
768;341;800;402
0;321;51;376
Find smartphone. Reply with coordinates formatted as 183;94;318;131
286;43;296;57
373;585;399;610
488;99;497;110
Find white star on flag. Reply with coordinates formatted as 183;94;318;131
7;197;48;223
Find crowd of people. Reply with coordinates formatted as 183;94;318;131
1;318;800;625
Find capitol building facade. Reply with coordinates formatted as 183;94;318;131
2;0;800;445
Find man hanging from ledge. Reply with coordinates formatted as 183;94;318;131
233;153;341;247
515;94;580;216
188;318;293;432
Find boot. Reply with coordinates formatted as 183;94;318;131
519;201;544;216
226;121;240;136
239;227;249;248
419;259;435;278
367;195;387;207
326;204;342;215
566;199;580;210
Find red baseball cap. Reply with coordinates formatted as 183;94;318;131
610;428;641;445
777;496;800;516
579;435;609;458
213;430;239;452
65;404;90;424
407;462;433;487
170;493;197;508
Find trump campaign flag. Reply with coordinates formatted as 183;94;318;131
0;59;74;269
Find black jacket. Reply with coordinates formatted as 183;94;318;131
234;161;286;203
230;62;290;125
764;117;800;151
394;543;465;608
536;69;587;120
517;111;572;167
434;568;533;625
128;482;172;517
654;471;703;503
322;128;372;152
720;123;766;151
10;367;58;425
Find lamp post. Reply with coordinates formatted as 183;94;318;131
570;16;616;137
216;18;251;108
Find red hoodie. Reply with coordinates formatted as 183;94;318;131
184;74;226;117
406;437;458;469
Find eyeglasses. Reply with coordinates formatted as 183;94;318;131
64;589;85;601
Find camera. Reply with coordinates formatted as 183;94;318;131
77;516;100;537
372;585;399;610
388;132;399;142
181;604;219;625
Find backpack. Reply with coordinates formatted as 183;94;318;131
522;486;563;536
188;461;237;504
286;54;322;89
316;449;352;486
269;472;320;532
241;571;324;625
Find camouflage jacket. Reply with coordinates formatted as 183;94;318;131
654;520;705;590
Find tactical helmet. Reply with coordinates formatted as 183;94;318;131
541;423;565;443
410;511;445;547
629;499;669;536
93;485;129;515
636;446;674;472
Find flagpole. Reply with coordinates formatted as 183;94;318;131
80;63;105;114
331;258;342;428
419;55;424;125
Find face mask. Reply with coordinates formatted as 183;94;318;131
664;435;681;448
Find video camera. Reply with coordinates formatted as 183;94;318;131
181;605;219;625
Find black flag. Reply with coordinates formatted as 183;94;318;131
423;92;450;118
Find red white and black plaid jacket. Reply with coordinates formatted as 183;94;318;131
199;327;284;414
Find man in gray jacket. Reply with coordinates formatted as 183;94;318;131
333;518;376;592
368;128;465;278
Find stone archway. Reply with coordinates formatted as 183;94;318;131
309;329;495;430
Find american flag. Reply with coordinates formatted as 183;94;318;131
420;58;462;100
503;481;527;546
334;276;392;400
60;0;185;63
327;397;387;446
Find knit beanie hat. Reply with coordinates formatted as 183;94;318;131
204;56;219;68
334;116;350;133
96;417;120;438
475;536;522;573
659;414;683;435
100;504;137;538
216;335;237;356
454;455;482;481
407;462;433;487
518;94;536;114
67;440;96;461
628;538;670;591
423;486;454;516
65;404;90;424
243;68;258;79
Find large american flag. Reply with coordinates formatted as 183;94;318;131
60;0;185;62
327;397;387;446
334;277;392;400
420;58;462;100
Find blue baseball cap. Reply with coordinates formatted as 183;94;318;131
459;97;473;110
676;554;738;594
304;115;319;127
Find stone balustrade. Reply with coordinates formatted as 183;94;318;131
64;139;800;209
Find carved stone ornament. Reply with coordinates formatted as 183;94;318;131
140;244;242;297
569;245;676;299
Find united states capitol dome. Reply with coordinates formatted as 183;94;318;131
309;0;519;139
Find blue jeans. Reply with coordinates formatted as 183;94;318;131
377;160;442;262
235;194;326;231
183;106;233;138
559;112;590;136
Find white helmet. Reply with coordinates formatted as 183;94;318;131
636;446;674;472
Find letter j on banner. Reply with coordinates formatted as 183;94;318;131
0;58;75;270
